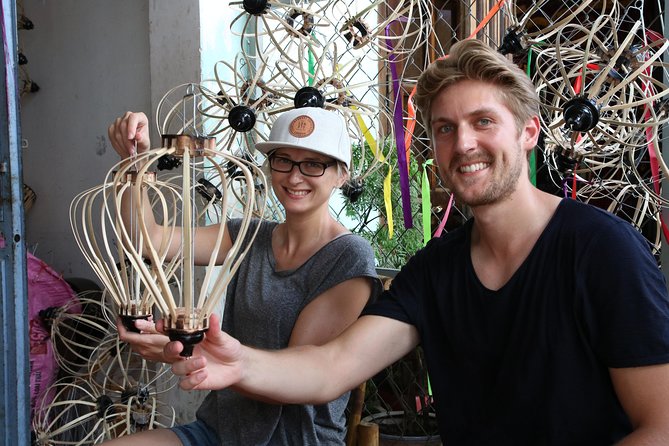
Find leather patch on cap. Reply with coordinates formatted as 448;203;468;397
289;115;315;138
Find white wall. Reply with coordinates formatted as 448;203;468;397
19;0;213;279
19;0;240;424
20;0;153;277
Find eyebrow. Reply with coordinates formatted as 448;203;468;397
432;107;501;125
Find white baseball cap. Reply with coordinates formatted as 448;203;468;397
255;107;351;169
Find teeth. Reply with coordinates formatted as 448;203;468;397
287;189;308;196
460;163;489;173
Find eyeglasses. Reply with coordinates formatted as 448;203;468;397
269;155;337;177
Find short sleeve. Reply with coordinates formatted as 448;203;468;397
577;220;669;367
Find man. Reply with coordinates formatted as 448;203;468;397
167;39;669;444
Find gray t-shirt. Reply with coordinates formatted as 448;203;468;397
197;218;380;445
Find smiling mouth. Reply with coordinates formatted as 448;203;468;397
287;188;309;196
459;162;490;173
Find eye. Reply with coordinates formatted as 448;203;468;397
304;161;323;169
478;118;492;126
436;124;453;134
274;156;292;166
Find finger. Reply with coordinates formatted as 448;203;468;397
163;340;185;360
108;117;132;158
124;112;149;152
203;314;227;346
135;318;158;334
122;112;141;154
116;317;128;337
107;118;123;151
178;369;208;391
171;356;206;376
118;325;143;344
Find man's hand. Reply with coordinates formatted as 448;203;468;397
167;314;245;391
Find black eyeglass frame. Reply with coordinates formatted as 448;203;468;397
268;154;337;177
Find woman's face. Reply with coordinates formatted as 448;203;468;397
269;147;346;216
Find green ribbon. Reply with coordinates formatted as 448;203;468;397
422;159;434;246
527;48;536;186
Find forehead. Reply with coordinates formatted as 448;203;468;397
431;79;510;122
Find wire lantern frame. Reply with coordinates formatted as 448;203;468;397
32;376;175;446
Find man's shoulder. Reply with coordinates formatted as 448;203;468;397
556;198;632;231
554;199;653;257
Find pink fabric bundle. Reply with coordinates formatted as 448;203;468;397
27;252;79;420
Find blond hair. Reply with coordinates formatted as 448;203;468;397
415;39;540;140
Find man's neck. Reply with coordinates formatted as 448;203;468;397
469;186;562;290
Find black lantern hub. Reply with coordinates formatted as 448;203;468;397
96;395;114;419
228;105;257;132
157;154;183;170
286;10;314;36
121;386;149;405
498;28;526;56
342;178;364;203
38;306;59;332
294;87;325;109
342;20;369;48
167;329;208;357
196;178;223;202
563;96;600;132
555;150;579;175
242;0;269;15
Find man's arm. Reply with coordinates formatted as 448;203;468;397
169;313;419;404
610;364;669;444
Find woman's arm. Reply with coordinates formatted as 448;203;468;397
108;111;233;265
288;277;373;347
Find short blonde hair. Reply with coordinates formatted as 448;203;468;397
415;39;540;140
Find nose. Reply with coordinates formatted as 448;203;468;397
287;165;305;182
454;125;477;154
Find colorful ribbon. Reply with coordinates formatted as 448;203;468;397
403;0;507;233
354;111;394;238
385;19;413;229
422;159;434;245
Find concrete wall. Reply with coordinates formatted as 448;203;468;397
19;0;209;280
20;0;153;277
18;0;234;423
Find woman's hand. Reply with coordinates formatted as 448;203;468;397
167;314;245;391
107;111;151;159
117;316;171;363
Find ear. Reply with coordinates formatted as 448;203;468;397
336;170;350;188
522;116;541;150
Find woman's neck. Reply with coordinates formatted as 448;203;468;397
272;215;347;271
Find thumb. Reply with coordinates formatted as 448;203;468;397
204;314;227;345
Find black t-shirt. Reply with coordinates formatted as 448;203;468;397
363;199;669;445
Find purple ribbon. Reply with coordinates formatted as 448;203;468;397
385;20;413;229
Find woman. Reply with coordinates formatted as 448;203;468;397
103;107;380;445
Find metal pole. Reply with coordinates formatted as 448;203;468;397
0;0;30;445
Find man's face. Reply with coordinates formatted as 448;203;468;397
429;79;537;207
